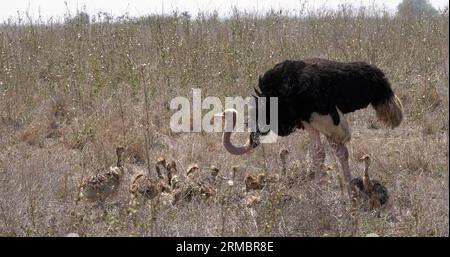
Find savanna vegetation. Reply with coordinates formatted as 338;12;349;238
0;3;448;236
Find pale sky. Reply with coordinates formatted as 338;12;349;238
0;0;448;22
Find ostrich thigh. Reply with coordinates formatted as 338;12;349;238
307;108;351;143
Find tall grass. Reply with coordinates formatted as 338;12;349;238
0;5;448;236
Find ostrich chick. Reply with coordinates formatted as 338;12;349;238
185;164;216;200
169;164;200;205
166;160;178;186
210;165;219;181
155;157;167;180
279;149;289;176
79;146;125;203
244;173;266;192
129;174;161;201
186;163;199;178
171;175;194;205
349;155;389;214
360;155;389;212
227;166;238;186
245;191;262;208
208;165;226;186
130;158;171;203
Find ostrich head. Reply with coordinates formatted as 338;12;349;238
156;157;166;167
170;175;180;189
186;163;199;177
166;160;177;173
279;149;289;161
244;175;257;191
210;165;219;177
215;108;261;155
360;154;371;167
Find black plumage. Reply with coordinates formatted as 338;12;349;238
254;58;397;137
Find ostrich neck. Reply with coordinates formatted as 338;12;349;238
363;161;372;192
364;162;370;179
117;153;123;168
167;171;172;186
223;131;252;155
281;160;286;174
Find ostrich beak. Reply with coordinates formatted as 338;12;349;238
214;112;225;118
214;112;226;124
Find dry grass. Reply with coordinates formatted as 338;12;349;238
0;5;448;236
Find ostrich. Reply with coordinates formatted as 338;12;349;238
244;191;262;208
216;58;403;195
360;155;389;212
166;160;177;186
244;166;280;192
129;157;172;206
171;164;212;204
210;165;220;180
279;149;289;176
186;163;200;179
207;165;225;186
129;173;168;202
166;160;177;174
348;155;389;215
227;166;238;186
171;175;194;205
244;173;266;192
155;157;167;180
78;146;126;204
184;164;217;200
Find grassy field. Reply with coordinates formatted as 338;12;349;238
0;5;448;236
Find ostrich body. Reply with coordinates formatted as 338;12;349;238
171;164;206;205
217;58;403;195
206;165;225;187
79;146;125;203
171;175;194;205
244;174;266;192
244;172;279;192
129;157;171;203
186;164;216;200
129;174;164;201
166;160;177;185
361;155;389;209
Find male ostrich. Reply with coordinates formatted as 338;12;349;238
216;58;403;194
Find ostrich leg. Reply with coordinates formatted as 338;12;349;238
327;138;352;183
303;122;325;181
